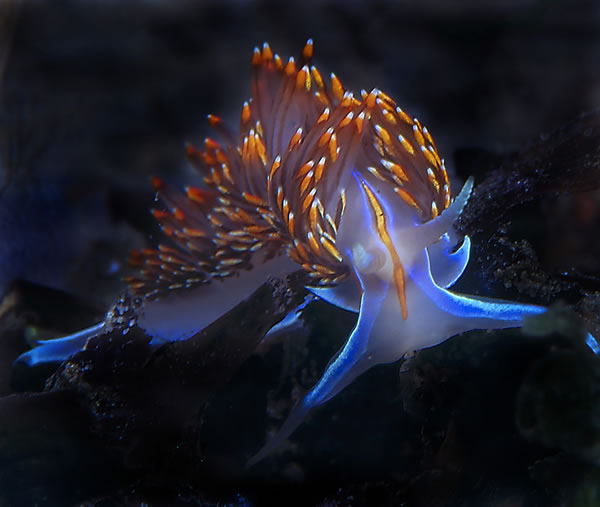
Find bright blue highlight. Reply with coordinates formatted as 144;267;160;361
16;322;106;366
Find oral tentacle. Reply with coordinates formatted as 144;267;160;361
428;234;471;289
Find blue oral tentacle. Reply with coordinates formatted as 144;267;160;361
304;274;389;407
413;247;546;325
428;234;471;289
248;264;389;465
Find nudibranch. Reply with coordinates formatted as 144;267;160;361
16;40;598;463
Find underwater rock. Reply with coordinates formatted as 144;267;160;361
456;111;600;238
516;349;600;466
0;390;122;505
517;307;600;466
43;271;308;469
0;271;308;504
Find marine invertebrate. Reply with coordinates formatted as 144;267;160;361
17;40;598;462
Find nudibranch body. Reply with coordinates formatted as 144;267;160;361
17;40;596;462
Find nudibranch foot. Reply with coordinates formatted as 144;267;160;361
15;322;106;366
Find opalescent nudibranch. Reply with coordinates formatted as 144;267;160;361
16;40;598;463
